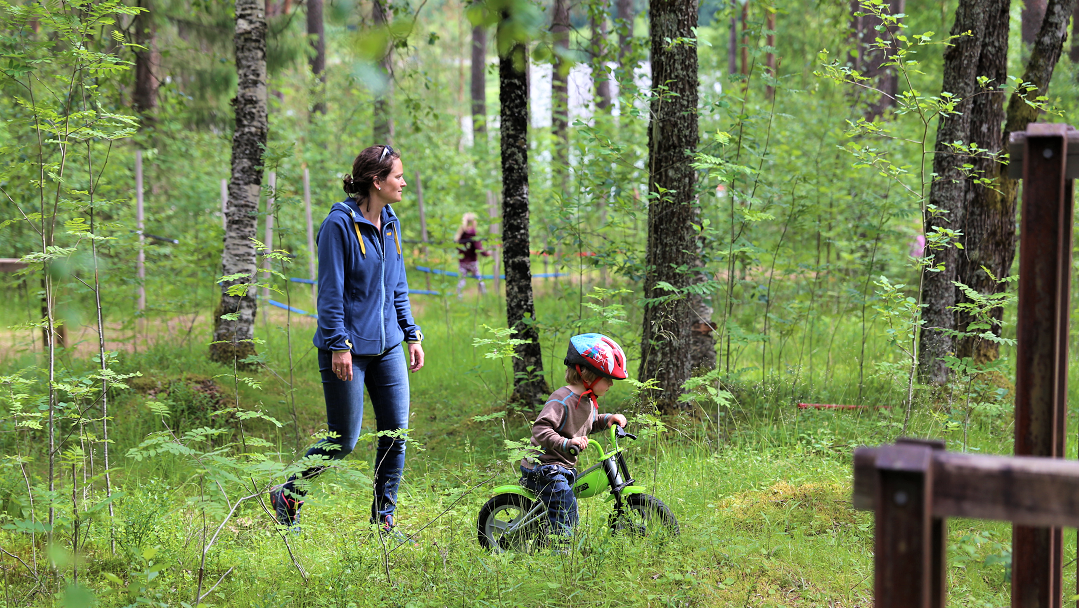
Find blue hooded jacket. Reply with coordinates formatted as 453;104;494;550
313;199;422;354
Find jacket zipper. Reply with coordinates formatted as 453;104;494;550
336;202;394;354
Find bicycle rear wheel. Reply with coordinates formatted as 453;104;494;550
477;493;549;553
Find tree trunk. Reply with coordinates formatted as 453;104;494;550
740;1;748;75
617;0;632;66
373;0;394;143
1022;0;1049;45
640;0;699;411
307;0;326;115
917;0;990;384
591;1;612;112
499;25;549;406
953;0;1009;364
956;0;1077;362
210;0;268;365
552;0;570;167
728;0;737;76
471;21;487;139
850;0;905;120
132;0;158;114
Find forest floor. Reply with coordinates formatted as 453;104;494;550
0;284;1063;607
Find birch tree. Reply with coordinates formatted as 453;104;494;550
210;0;268;365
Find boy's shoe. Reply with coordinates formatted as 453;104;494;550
378;515;416;546
270;488;303;531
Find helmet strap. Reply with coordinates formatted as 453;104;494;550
575;364;599;409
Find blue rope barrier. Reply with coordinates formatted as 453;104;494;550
414;266;567;280
265;299;316;317
286;277;439;296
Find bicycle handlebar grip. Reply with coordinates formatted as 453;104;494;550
567;445;579;457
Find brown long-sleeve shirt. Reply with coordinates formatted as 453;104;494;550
522;386;615;469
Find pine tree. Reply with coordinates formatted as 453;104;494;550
640;0;700;410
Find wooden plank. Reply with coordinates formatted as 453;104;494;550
136;150;145;312
0;258;27;273
303;167;316;305
415;171;431;292
1014;125;1070;608
873;443;943;608
854;448;1079;529
1007;127;1079;179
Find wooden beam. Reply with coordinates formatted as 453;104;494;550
854;447;1079;529
0;258;27;273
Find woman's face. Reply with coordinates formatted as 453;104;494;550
374;158;406;204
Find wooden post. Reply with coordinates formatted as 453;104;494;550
1011;124;1072;608
487;190;500;294
415;170;431;291
220;178;228;230
873;440;946;608
303;167;317;306
135;150;145;312
262;171;276;302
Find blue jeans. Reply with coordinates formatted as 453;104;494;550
520;464;578;536
284;345;410;523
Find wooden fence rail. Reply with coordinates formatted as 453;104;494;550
857;123;1077;608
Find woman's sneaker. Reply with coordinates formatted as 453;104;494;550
270;488;303;531
378;515;416;546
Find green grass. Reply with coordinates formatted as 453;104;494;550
1;278;1075;607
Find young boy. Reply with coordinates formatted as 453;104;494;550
521;333;629;538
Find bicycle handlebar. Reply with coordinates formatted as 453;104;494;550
566;425;634;458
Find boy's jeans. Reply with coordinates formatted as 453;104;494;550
284;345;410;523
520;464;578;536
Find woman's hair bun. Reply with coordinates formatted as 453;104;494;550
342;174;355;196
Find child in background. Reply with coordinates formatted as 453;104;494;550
521;334;629;540
454;212;489;298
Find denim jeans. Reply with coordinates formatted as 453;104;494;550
520;464;578;536
284;345;410;523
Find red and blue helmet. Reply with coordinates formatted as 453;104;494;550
565;333;628;380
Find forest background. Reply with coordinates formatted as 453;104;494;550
3;0;1079;605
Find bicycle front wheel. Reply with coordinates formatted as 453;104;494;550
610;493;680;538
477;493;549;553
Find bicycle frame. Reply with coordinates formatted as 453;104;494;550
488;425;648;529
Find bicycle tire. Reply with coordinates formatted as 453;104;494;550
610;493;680;538
476;493;549;553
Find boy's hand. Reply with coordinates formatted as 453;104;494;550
570;436;589;452
608;414;628;428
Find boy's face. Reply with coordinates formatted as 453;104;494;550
592;377;614;397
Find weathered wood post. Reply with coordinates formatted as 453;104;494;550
415;170;431;291
487;190;500;294
1008;123;1076;608
871;438;946;608
135;150;146;313
303;167;317;305
262;171;276;302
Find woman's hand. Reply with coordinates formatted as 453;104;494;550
332;350;353;382
408;342;425;372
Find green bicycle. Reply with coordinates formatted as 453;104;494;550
476;425;680;552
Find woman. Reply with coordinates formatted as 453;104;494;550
271;144;425;535
453;212;489;298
